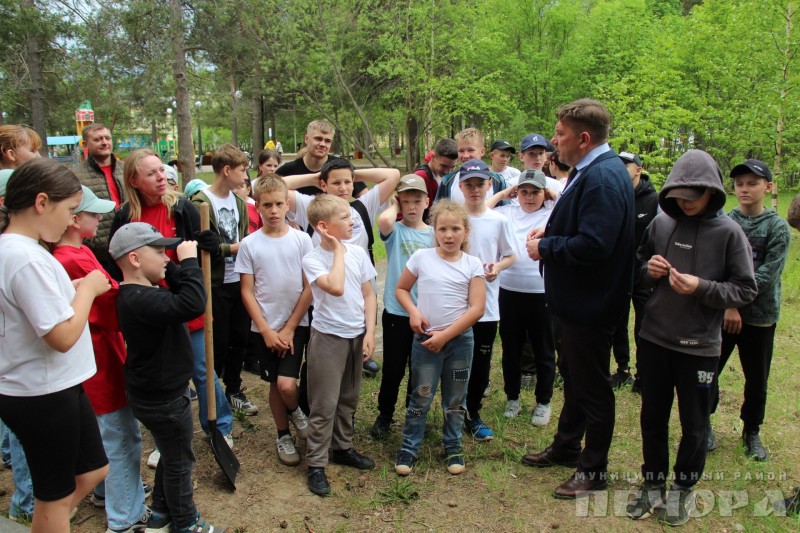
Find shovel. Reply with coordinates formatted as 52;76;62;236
200;202;240;490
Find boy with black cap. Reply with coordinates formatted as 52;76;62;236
708;159;790;461
628;149;756;526
112;224;221;533
488;140;520;186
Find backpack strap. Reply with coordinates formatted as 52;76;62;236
351;199;375;265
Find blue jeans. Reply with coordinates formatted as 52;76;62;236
1;418;10;466
401;330;474;456
189;329;233;436
94;405;147;529
8;428;34;519
128;390;196;529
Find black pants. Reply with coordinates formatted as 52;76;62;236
639;339;718;488
711;323;776;432
551;319;615;475
466;321;497;419
211;281;249;395
610;288;650;372
376;311;414;420
499;289;555;404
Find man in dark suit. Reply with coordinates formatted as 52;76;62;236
523;99;635;499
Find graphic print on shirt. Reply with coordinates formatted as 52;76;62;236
218;207;238;264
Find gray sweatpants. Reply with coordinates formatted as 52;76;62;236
306;328;365;468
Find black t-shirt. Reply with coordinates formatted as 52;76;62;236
277;157;367;197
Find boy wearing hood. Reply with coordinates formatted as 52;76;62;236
708;160;790;461
627;150;757;526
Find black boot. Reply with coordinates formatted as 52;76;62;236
742;430;768;462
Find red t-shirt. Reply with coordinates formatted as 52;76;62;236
100;165;121;207
246;201;262;234
52;244;128;415
140;204;206;332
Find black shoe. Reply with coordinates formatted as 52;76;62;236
743;430;768;461
242;360;260;375
707;428;718;452
610;368;633;389
363;359;380;377
307;467;331;496
370;415;392;440
776;487;800;516
330;448;375;470
631;376;642;394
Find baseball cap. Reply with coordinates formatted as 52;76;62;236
665;187;705;201
76;185;115;214
730;159;772;181
520;134;550;152
0;169;13;196
164;164;179;185
109;222;181;261
619;151;643;166
517;170;547;189
396;174;428;194
459;159;492;181
490;140;516;154
184;179;209;198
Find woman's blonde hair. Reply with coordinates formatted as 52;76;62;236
122;149;179;222
429;199;470;252
0;125;42;166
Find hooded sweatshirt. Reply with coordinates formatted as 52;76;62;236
637;150;757;356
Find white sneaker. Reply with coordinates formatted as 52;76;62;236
276;434;300;466
290;407;309;439
530;403;551;426
223;433;234;449
146;448;160;469
504;399;522;418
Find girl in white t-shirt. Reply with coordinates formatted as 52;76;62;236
487;170;557;427
0;159;111;531
394;200;486;476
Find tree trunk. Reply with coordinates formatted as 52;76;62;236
230;76;239;146
406;112;419;170
24;0;48;156
252;95;263;156
151;119;158;143
171;0;195;183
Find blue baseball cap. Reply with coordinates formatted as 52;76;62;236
459;159;491;181
520;134;551;152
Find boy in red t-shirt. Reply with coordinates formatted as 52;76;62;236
53;186;151;533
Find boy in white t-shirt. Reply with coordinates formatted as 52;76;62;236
191;144;259;416
458;159;515;442
489;140;521;187
235;176;313;467
301;195;378;497
487;171;557;426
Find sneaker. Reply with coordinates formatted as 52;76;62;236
483;380;491;397
8;512;31;524
363;358;380;377
276;434;300;466
520;373;535;390
394;450;417;476
631;375;642;394
227;389;259;416
626;481;666;520
175;514;222;533
446;453;465;475
307;467;331;496
330;448;375;470
610;368;634;389
144;510;171;533
223;433;234;450
466;418;494;441
147;448;160;469
370;415;392;440
94;483;152;508
707;428;717;452
504;399;522;418
654;484;696;527
743;430;768;461
289;407;309;439
107;508;152;533
530;403;551;427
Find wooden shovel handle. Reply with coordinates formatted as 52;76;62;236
199;203;217;421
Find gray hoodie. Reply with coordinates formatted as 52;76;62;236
637;150;757;356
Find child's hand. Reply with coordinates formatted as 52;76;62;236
176;240;198;261
484;263;499;282
409;311;430;335
263;328;290;356
544;188;559;202
647;255;671;279
362;332;375;361
723;308;742;334
79;270;112;297
527;227;545;241
502;186;517;200
421;330;446;353
276;325;296;357
316;225;341;250
668;267;699;294
193;230;221;257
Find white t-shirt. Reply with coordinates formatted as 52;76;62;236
235;228;313;331
467;209;515;322
406;248;484;333
495;205;553;293
206;190;241;284
498;166;522;187
293;185;383;253
448;172;496;204
0;234;96;396
302;243;377;338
